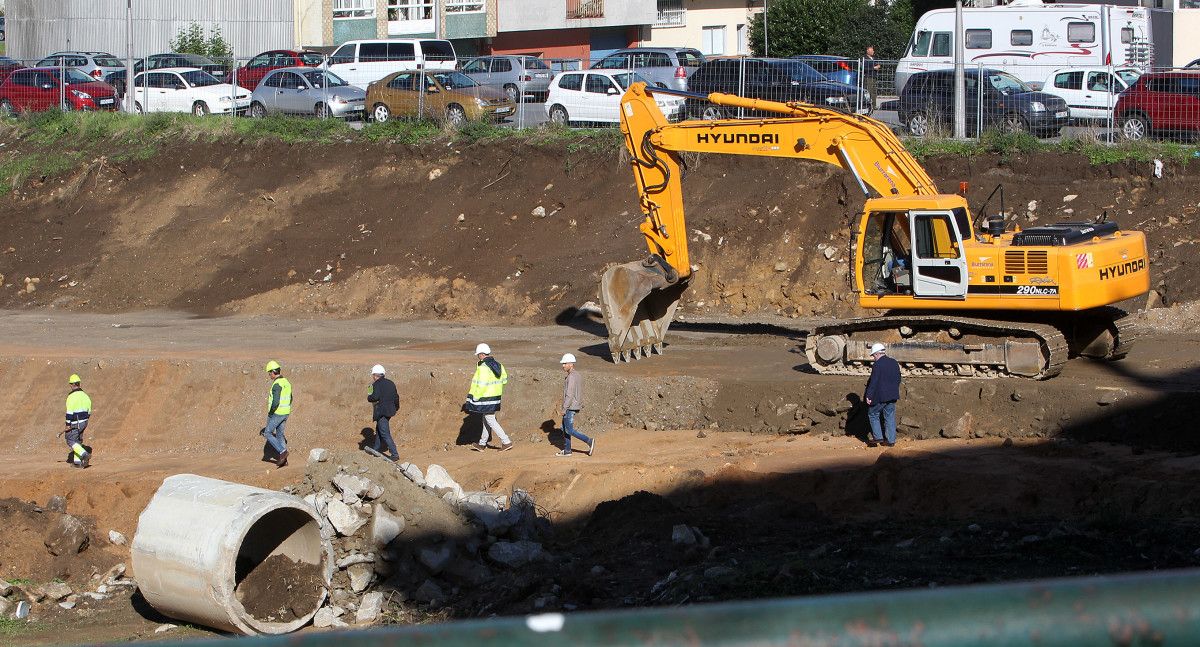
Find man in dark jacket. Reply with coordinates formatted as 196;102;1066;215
864;343;901;447
367;364;400;461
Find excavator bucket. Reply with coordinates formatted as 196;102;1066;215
598;261;687;362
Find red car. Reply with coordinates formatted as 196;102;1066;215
1115;71;1200;141
0;67;119;114
235;50;326;90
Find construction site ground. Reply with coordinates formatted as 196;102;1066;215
2;135;1200;643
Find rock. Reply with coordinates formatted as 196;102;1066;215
1062;194;1077;203
427;168;443;181
703;566;737;579
696;430;707;439
1097;390;1126;406
308;448;329;463
424;464;464;500
45;514;89;556
0;580;12;596
82;592;107;601
967;523;982;533
1146;289;1163;310
774;262;787;272
313;607;343;628
347;564;375;593
356;592;385;625
1011;390;1023;402
459;492;508;534
46;495;67;513
0;598;10;616
816;403;838;417
442;559;493;587
1002;438;1014;448
325;499;368;536
457;213;466;222
366;484;385;500
531;206;546;218
895;538;915;548
823;246;836;260
369;504;405;549
671;524;697;546
44;581;73;601
108;530;127;546
336;553;375;569
399;462;426;487
900;416;921;429
102;563;126;583
941;413;973;439
418;545;453;574
415;579;445;604
333;474;373;499
58;598;76;610
487;540;548;569
154;624;178;634
590;565;605;575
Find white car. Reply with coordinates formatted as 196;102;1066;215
129;67;252;116
545;70;685;126
1041;67;1142;121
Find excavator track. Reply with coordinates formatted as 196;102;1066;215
803;314;1070;380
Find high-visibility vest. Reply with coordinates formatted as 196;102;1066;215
65;389;92;426
269;377;293;415
467;361;507;408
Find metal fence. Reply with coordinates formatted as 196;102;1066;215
0;53;1196;146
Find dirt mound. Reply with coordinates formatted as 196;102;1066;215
236;554;325;623
0;497;121;584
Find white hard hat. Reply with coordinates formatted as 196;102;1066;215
870;343;887;355
475;343;491;355
371;364;386;375
560;353;577;364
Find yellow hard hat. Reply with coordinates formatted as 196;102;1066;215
264;360;281;373
68;374;81;384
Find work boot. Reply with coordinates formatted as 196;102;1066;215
79;451;90;469
470;444;486;452
277;450;288;468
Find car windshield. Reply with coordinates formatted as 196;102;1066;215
180;70;221;87
780;61;825;84
1116;69;1141;87
94;56;122;67
431;71;476;89
521;57;549;70
302;70;348;88
299;52;326;66
612;72;654;90
180;54;216;66
988;72;1032;94
55;69;96;85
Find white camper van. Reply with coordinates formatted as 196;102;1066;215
895;1;1151;94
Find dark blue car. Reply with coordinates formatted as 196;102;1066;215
790;55;861;88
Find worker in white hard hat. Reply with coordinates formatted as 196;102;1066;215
63;373;93;468
864;343;902;448
464;343;513;452
367;364;401;462
556;353;594;457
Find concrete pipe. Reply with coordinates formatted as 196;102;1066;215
131;474;334;635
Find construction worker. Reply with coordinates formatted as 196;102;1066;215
63;374;92;468
367;364;400;462
464;343;512;452
556;353;594;457
263;360;292;468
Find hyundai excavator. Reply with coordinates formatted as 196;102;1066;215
598;83;1149;379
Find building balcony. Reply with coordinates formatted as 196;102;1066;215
567;0;604;19
655;7;685;27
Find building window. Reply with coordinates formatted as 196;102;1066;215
388;0;433;21
701;25;726;56
446;0;485;12
567;0;604;19
333;0;375;19
655;0;685;27
737;23;748;54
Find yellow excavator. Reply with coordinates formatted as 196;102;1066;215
598;83;1149;379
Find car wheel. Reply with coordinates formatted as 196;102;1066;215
249;102;267;119
1120;113;1149;141
372;103;390;123
700;105;727;121
549;104;569;125
134;101;144;114
1002;113;1029;133
192;101;209;117
504;84;520;104
446;104;467;126
315;102;330;119
1;31;6;42
906;111;932;137
0;100;13;118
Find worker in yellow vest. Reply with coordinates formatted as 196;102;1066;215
63;374;92;468
263;360;292;468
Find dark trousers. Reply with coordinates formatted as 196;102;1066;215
374;416;399;459
65;421;88;463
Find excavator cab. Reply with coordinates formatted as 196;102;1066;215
858;201;971;300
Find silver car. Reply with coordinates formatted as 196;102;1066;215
590;47;704;91
459;55;554;103
249;67;365;119
36;51;125;82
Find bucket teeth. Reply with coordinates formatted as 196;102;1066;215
653;342;664;355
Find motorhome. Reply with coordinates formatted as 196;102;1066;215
895;1;1151;93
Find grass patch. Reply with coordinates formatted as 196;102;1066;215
0;617;32;636
359;118;444;145
903;128;1200;165
0;150;81;195
6;578;32;586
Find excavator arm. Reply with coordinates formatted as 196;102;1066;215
600;82;941;362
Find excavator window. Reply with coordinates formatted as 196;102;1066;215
915;214;959;260
862;211;913;295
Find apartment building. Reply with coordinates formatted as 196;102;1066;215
485;0;655;63
642;0;762;56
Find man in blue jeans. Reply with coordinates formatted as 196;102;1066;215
864;343;901;447
555;353;594;457
262;360;292;468
367;364;401;461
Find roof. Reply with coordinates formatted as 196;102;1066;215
134;67;207;75
867;194;969;209
611;47;700;53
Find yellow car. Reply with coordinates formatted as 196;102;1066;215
366;70;515;125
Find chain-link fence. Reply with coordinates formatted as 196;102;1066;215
0;51;1196;146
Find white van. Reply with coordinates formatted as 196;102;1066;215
895;1;1151;94
326;39;457;88
1042;66;1142;121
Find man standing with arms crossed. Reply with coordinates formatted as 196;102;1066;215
556;353;594;457
864;343;901;447
263;360;292;467
367;364;401;462
63;374;92;468
465;343;513;452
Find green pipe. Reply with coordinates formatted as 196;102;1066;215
160;568;1200;646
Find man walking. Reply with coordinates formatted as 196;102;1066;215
63;374;92;468
367;364;400;462
864;343;901;447
556;353;594;457
263;360;292;467
465;343;512;452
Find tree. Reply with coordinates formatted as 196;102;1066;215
750;0;916;60
169;22;232;61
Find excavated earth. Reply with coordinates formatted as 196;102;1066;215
1;137;1200;643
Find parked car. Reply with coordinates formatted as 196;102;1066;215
460;55;553;103
366;70;512;125
250;68;365;119
127;67;249;116
327;39;457;89
1114;71;1200;141
897;68;1068;137
1;16;6;42
790;55;862;88
590;47;704;91
36;51;125;81
684;57;869;119
545;70;684;126
234;50;326;90
0;57;24;83
105;53;231;96
0;67;119;114
1040;67;1141;121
